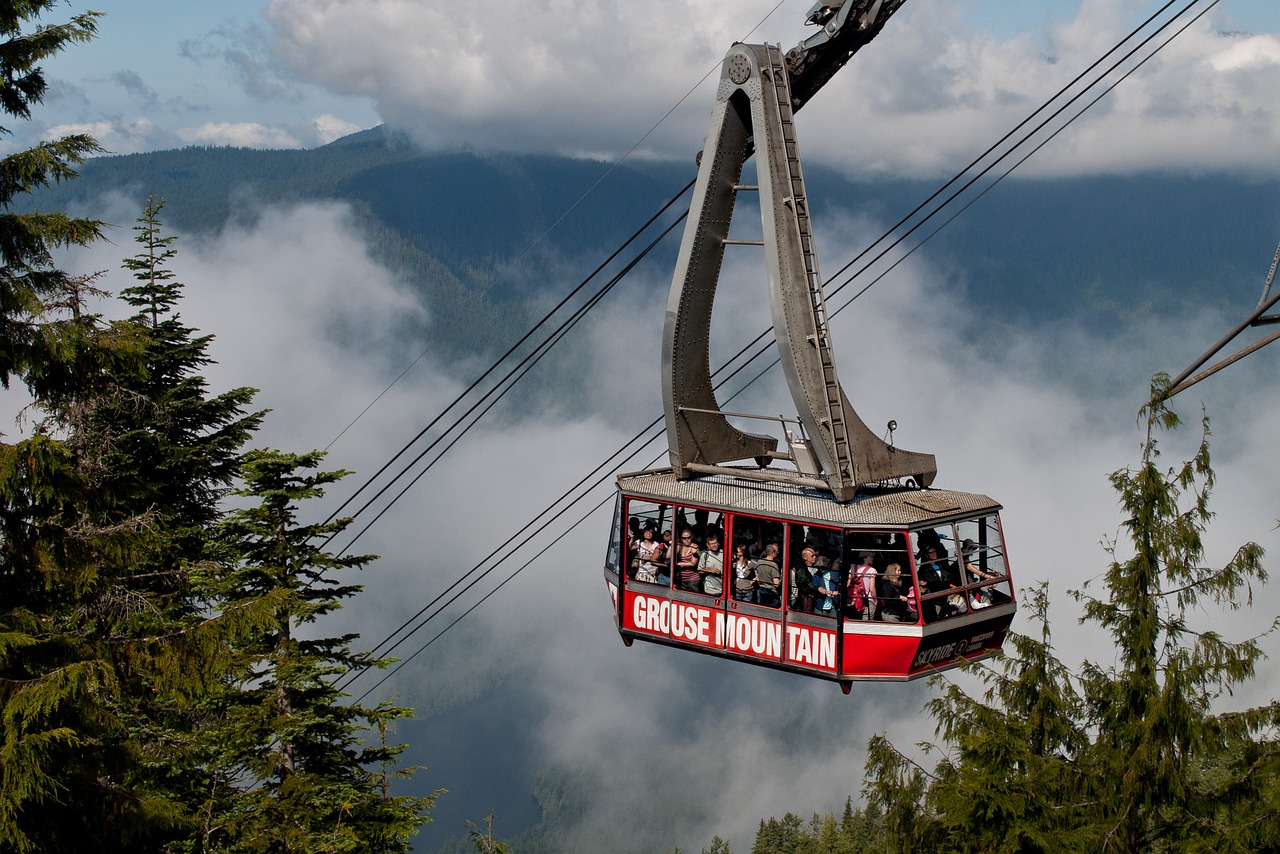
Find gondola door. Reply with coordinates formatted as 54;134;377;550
662;507;726;654
779;521;842;676
720;512;787;666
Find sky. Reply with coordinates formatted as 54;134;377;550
14;0;1280;178
11;1;1280;850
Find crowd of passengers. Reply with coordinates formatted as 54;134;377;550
626;518;1009;623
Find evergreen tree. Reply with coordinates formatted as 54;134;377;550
201;449;435;852
751;811;812;854
702;834;733;853
0;5;162;851
0;1;103;387
862;377;1275;852
2;191;264;849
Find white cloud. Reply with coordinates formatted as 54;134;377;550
46;118;158;155
262;0;1280;177
1209;32;1280;71
176;121;302;149
312;113;361;144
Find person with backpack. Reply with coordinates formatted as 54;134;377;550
853;552;879;620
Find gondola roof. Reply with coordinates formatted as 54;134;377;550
617;468;1001;529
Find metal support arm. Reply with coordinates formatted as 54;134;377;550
662;42;935;501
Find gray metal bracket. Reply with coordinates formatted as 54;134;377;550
662;43;936;502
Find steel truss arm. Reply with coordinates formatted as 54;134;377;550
663;43;935;502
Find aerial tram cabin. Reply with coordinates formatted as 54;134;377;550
604;471;1014;689
604;1;1016;689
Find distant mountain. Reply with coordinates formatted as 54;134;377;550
803;170;1280;326
29;126;1280;361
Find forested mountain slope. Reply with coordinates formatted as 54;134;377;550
32;126;1280;349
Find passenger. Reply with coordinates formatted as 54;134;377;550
877;563;916;623
917;528;944;559
812;556;840;617
844;565;867;620
962;538;1010;607
853;552;879;620
676;529;701;591
961;538;1001;583
731;544;756;603
920;545;965;619
698;532;725;596
625;518;643;578
790;547;818;612
917;545;956;593
634;526;664;584
753;543;783;608
658;529;673;585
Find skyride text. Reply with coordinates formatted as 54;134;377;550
628;591;836;671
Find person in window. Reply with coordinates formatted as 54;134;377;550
961;538;1010;606
676;529;701;591
961;539;1001;583
698;532;724;596
790;547;818;612
917;545;956;591
877;563;916;623
753;543;783;608
626;521;641;579
852;552;879;620
918;545;963;619
813;556;840;618
634;526;664;584
731;543;756;603
657;530;673;586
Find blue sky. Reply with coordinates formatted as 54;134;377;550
16;0;1280;178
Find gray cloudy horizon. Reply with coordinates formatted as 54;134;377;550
257;0;1280;179
23;1;1280;181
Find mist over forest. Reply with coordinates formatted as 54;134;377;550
27;130;1280;852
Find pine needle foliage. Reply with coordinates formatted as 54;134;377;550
2;196;262;849
0;8;437;846
0;0;104;389
861;376;1276;853
198;449;437;853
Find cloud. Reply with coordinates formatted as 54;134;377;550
111;70;158;106
46;117;158;155
175;121;302;148
262;0;1280;177
312;113;361;144
263;0;782;158
180;22;300;102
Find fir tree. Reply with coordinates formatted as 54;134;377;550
2;192;265;850
201;449;435;852
0;5;154;851
0;1;104;388
862;377;1275;852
